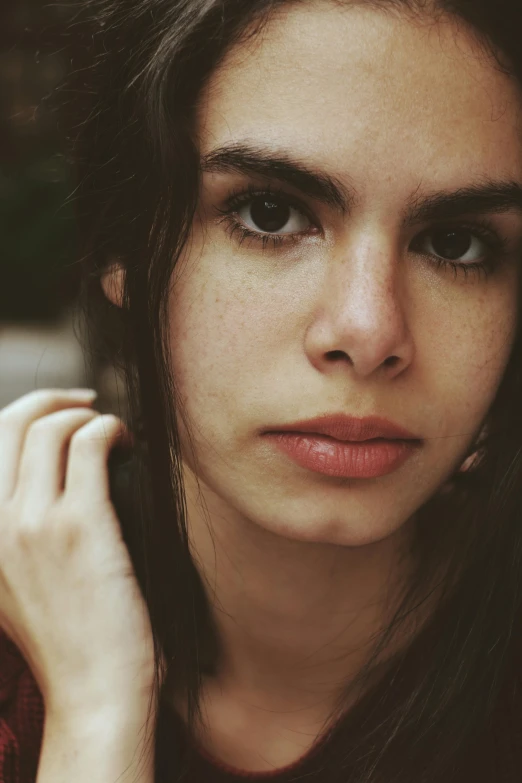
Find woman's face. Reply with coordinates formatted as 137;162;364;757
168;2;522;546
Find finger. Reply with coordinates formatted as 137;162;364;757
0;389;98;501
64;414;133;503
12;408;100;509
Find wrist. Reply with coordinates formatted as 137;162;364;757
45;694;158;741
43;670;157;723
38;703;156;783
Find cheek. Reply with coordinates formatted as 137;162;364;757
167;260;277;418
425;285;518;430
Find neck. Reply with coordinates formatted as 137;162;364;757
180;467;421;716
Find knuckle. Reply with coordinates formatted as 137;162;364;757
24;418;60;445
28;408;96;440
0;388;87;426
10;389;60;413
71;413;120;443
0;412;16;435
28;388;80;401
102;414;124;432
8;496;49;530
28;388;61;401
17;503;84;550
11;512;48;550
0;497;86;554
99;413;121;426
0;389;41;417
52;501;83;533
70;419;104;447
54;504;92;547
26;416;54;437
0;403;24;427
15;519;45;550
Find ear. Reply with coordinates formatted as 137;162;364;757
101;261;126;308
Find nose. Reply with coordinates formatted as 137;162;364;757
306;236;414;379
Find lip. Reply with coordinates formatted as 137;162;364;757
262;415;422;479
263;414;421;443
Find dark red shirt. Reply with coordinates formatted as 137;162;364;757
2;455;521;780
1;626;522;782
0;632;44;783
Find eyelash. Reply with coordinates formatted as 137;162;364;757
216;184;511;279
216;184;310;251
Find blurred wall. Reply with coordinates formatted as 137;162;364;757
0;1;123;413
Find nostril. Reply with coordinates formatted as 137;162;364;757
384;355;400;368
327;350;349;362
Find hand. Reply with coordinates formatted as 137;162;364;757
0;389;156;722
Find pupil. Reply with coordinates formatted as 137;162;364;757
250;197;290;232
432;229;471;260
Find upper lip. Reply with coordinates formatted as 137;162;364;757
264;415;421;442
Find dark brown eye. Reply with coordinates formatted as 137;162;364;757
237;196;310;234
251;198;290;232
413;227;485;263
431;229;475;260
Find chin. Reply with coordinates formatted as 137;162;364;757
250;502;415;547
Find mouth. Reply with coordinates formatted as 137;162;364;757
262;420;422;479
280;431;418;444
263;414;421;443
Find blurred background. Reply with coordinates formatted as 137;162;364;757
0;0;124;413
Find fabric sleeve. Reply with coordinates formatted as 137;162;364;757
0;630;44;783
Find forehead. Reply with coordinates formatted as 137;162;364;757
196;3;522;198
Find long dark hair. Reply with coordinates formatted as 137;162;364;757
58;1;522;780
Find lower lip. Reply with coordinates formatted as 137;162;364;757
264;432;420;479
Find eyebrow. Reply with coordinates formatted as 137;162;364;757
404;181;522;224
201;143;352;212
201;142;522;222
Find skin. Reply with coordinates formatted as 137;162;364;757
0;391;156;783
104;2;522;770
